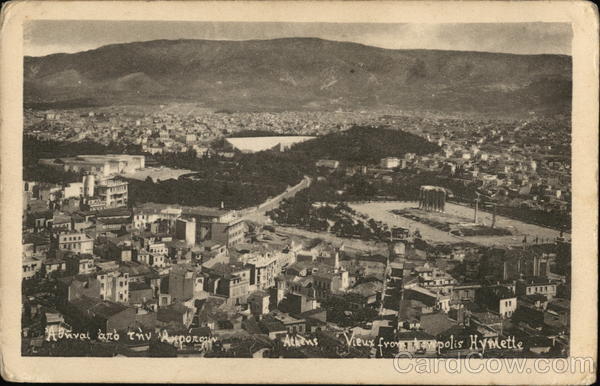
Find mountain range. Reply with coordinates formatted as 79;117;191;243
24;38;572;116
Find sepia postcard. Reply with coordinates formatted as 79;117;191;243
0;0;598;384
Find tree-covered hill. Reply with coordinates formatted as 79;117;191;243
289;126;439;164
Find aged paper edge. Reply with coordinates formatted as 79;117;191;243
1;1;598;384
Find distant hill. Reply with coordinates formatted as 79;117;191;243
24;38;572;116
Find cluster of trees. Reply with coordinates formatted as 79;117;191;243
153;148;312;188
268;185;390;240
24;136;143;164
290;126;440;165
267;190;320;229
495;204;570;231
129;147;317;208
128;177;284;210
24;165;84;184
22;276;57;297
227;130;292;137
267;188;357;231
23;136;143;183
331;219;382;240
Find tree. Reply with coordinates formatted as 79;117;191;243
340;221;356;237
414;229;422;239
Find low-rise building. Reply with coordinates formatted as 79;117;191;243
380;157;400;169
41;259;67;277
516;278;557;300
23;256;42;280
58;232;94;254
316;159;340;169
475;285;517;318
247;290;270;316
65;254;96;275
204;263;251;306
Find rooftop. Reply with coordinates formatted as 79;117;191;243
96;207;132;218
419;313;457;336
260;319;287;333
182;206;230;219
70;296;130;319
520;277;555;285
396;330;436;341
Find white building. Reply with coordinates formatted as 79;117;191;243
95;177;128;208
39;154;145;177
97;271;130;304
380;157;400;169
58;232;94;254
498;297;517;318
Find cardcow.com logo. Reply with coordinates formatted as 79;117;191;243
392;353;596;375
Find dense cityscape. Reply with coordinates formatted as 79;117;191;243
22;105;571;358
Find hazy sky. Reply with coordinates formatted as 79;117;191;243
24;21;572;57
